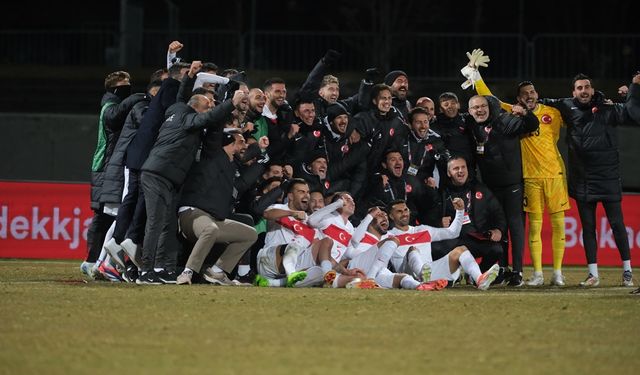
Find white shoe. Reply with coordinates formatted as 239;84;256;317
550;273;565;286
80;261;96;280
622;271;634;287
476;264;500;291
120;238;141;268
104;238;125;269
579;273;600;287
526;273;544;286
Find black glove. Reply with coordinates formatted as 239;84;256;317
323;49;341;66
365;68;380;83
277;103;296;125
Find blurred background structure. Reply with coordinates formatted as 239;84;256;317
1;0;639;188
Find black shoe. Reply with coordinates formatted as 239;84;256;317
136;271;163;285
157;270;177;284
491;267;511;286
235;269;257;285
507;272;524;287
630;287;640;295
122;265;139;283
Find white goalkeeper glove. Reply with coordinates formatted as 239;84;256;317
460;49;489;89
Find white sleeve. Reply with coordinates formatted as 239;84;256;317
350;214;374;248
167;51;176;69
193;72;230;90
307;199;343;228
426;209;464;242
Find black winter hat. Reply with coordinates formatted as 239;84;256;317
384;70;408;86
306;149;327;165
326;103;349;124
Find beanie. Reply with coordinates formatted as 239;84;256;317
384;70;408;86
326;103;349;124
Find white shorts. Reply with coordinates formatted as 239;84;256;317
347;244;378;277
257;245;315;279
429;255;461;281
375;268;396;289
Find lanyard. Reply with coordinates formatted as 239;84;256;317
407;139;429;167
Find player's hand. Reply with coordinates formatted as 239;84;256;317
452;198;464;211
441;216;452;227
168;40;184;53
488;229;502;242
188;60;202;78
258;136;269;149
466;49;490;68
425;177;437;188
511;104;527;116
618;85;629;96
349;129;361;144
291;210;307;221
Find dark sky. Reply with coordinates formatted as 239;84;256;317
4;0;638;36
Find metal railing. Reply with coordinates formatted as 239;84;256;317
1;29;638;79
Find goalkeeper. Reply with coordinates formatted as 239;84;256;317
461;49;568;287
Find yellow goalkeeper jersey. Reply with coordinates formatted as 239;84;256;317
475;78;565;178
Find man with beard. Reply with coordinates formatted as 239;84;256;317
399;107;450;225
255;179;332;287
541;73;640;287
347;207;446;290
469;65;570;286
317;103;369;199
387;198;500;290
251;77;289;142
384;70;411;121
415;97;436;122
176;133;258;285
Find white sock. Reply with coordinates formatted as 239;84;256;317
533;271;543;277
237;265;250;276
268;277;286;287
459;250;482;284
183;267;193;274
321;260;333;274
400;275;420;290
211;264;224;273
154;268;164;273
368;241;397;278
588;263;599;278
294;266;324;288
553;269;562;277
407;250;424;278
282;244;300;275
623;260;632;272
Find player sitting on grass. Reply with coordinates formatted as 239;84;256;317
387;199;500;290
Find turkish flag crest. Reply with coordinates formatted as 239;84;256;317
541;114;552;124
341;144;350;153
475;191;483;200
313;130;321;138
396;230;431;246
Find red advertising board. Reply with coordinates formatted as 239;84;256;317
0;181;93;259
523;196;640;266
0;181;639;265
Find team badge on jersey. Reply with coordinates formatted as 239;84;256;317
313;130;321;138
426;144;433;151
541;114;552;124
405;184;413;193
389;128;395;137
475;191;483;200
324;180;330;190
341;144;349;153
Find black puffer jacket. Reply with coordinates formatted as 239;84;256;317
437;178;506;235
90;91;145;210
467;95;539;188
542;84;640;201
100;97;151;204
141;100;235;187
353;108;408;176
431;113;476;172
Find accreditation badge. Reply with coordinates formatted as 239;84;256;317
407;164;419;176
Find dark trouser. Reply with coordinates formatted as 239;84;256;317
86;209;115;263
432;236;502;273
576;199;630;264
112;168;140;244
490;183;525;272
141;171;178;273
127;181;147;245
